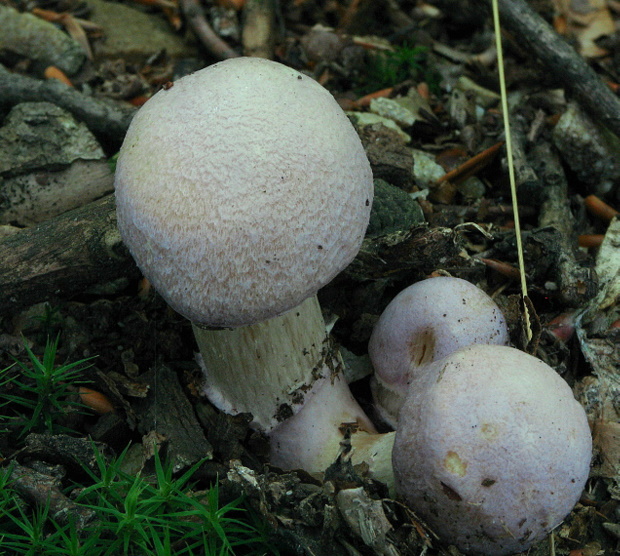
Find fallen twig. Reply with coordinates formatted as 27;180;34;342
475;0;620;139
0;195;139;314
531;142;598;306
180;0;239;60
0;64;134;151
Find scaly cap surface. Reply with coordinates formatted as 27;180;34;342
115;57;373;326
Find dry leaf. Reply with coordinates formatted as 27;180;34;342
552;0;615;57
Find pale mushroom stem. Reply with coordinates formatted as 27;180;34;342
192;294;394;487
192;295;331;432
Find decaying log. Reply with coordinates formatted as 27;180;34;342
0;194;464;321
6;461;95;530
0;195;139;315
529;143;598;306
242;0;277;59
133;362;213;472
475;0;620;139
0;65;134;151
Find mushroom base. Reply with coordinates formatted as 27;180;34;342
194;294;396;487
269;373;396;490
369;373;405;430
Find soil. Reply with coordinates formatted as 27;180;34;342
1;0;619;554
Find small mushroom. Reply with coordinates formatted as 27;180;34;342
268;371;394;482
368;276;509;428
115;57;388;477
392;344;592;556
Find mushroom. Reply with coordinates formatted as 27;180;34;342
392;344;592;556
114;57;389;478
368;276;510;428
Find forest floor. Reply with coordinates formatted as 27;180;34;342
0;0;619;554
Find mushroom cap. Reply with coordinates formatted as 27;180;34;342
393;344;592;556
115;57;373;327
368;276;509;427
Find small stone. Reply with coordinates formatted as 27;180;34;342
89;0;199;62
348;112;411;142
411;148;445;189
0;6;86;75
370;97;416;128
0;103;113;225
457;176;486;200
0;102;104;174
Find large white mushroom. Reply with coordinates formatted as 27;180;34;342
392;344;592;555
114;57;391;478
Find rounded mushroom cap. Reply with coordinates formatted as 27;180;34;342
115;57;373;327
393;344;592;556
368;276;509;427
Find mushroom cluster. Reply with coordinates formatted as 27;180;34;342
114;55;592;555
367;276;592;555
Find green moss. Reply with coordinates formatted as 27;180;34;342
358;44;439;95
367;179;424;237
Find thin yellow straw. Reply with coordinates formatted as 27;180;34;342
491;0;532;342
